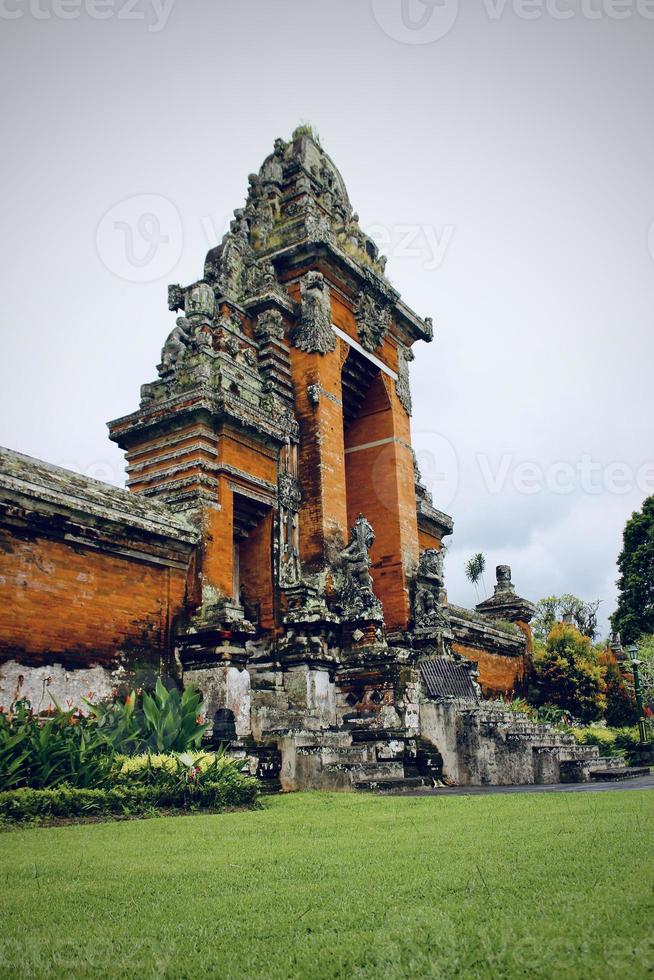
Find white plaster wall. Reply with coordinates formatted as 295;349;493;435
0;660;117;712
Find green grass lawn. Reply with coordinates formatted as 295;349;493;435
1;791;653;979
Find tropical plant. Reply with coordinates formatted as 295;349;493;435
0;699;114;791
611;495;654;644
113;750;249;790
465;552;487;600
86;678;209;754
532;623;607;723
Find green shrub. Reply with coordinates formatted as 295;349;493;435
567;725;641;757
533;623;607;723
112;751;250;790
86;679;209;754
0;700;115;791
0;778;259;824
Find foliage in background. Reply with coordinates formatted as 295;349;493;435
0;699;114;792
532;594;601;642
611;495;654;644
598;649;638;726
86;678;209;754
532;623;607;723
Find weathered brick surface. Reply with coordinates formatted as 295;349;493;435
0;527;189;665
452;641;525;697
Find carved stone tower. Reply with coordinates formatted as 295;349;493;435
107;128;457;786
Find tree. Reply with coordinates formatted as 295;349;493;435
532;594;601;642
533;622;607;722
465;552;487;601
637;634;654;711
598;649;638;726
611;495;654;644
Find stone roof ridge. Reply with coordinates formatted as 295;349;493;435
0;445;198;541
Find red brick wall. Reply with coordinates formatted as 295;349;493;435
452;641;526;697
0;528;190;666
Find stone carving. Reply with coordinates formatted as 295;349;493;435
355;291;391;352
307;383;321;405
168;283;185;312
413;547;450;631
246;173;275;248
160;317;192;375
185;282;215;319
215;209;253;300
395;342;414;415
255;309;285;343
292;271;335;354
340;515;383;622
278;472;302;512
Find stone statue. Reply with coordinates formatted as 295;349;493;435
413;547;450;631
340;515;383;622
292;270;335;354
160;316;192;374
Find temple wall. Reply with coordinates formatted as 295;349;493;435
0;448;198;708
452;642;525;697
0;528;190;667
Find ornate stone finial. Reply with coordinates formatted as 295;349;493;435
495;565;514;594
340;515;383;622
292;271;335;354
354;291;391;352
475;564;535;624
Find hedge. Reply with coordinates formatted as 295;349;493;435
0;779;259;824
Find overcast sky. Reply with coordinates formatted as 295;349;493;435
1;0;653;636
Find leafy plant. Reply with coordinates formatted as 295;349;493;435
465;553;487;600
532;623;607;723
86;679;209;754
113;750;248;790
0;699;114;791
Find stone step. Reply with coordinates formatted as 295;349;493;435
590;766;650;782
